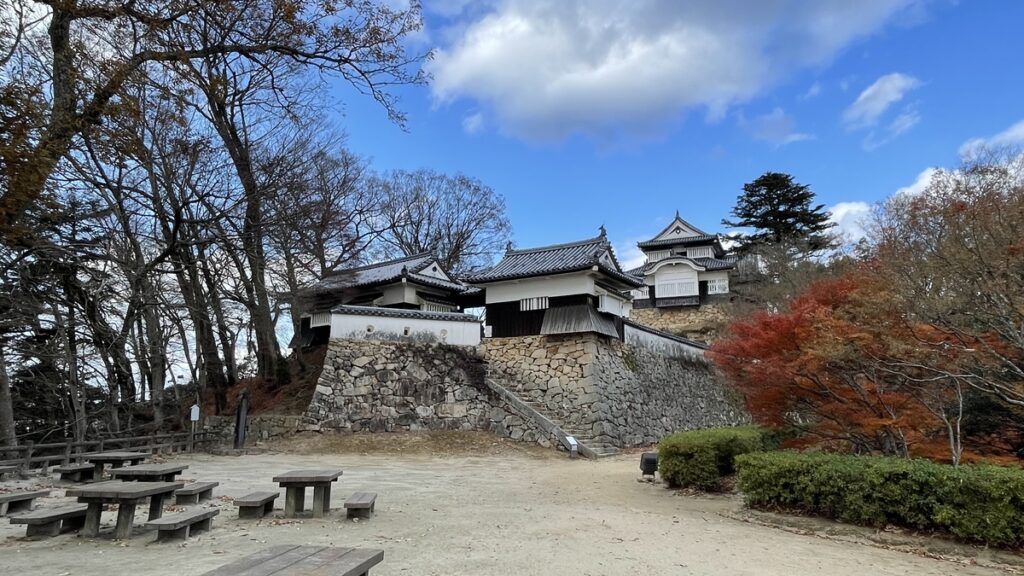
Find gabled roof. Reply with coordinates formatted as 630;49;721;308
308;253;475;294
637;235;721;249
637;211;724;250
629;255;738;277
464;230;643;288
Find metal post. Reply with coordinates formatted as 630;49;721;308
233;389;250;450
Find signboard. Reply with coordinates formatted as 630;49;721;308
190;404;201;422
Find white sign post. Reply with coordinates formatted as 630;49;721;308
189;404;201;452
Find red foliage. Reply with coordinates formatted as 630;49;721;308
710;273;983;461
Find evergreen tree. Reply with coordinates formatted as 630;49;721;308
723;172;836;252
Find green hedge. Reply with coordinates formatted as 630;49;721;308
657;426;768;490
736;451;1024;547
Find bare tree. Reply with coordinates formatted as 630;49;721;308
0;0;427;239
375;169;513;275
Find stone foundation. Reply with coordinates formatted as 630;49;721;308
483;334;746;448
203;415;309;445
302;333;748;452
304;339;557;447
629;301;732;343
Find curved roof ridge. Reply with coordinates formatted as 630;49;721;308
506;234;606;255
325;252;435;276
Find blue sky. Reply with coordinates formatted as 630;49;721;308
325;0;1024;269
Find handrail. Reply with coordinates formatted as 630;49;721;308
0;431;215;471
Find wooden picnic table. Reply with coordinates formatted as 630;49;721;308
201;545;384;576
272;469;343;518
109;462;188;482
66;479;184;539
86;451;149;480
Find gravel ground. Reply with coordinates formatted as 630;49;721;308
0;434;1015;575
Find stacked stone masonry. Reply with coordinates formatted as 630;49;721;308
629;301;732;343
483;335;747;448
304;339;559;448
203;415;309;445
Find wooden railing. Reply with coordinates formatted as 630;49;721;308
0;431;215;474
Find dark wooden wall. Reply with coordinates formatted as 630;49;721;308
485;294;595;337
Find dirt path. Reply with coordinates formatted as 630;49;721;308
0;435;1014;575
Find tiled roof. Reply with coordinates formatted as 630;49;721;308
309;253;474;294
464;234;643;287
636;235;720;249
329;305;481;323
629;255;737;276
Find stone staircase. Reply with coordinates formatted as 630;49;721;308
485;377;620;459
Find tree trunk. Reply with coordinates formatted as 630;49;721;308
204;89;287;387
0;343;17;448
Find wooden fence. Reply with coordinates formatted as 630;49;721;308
0;431;215;474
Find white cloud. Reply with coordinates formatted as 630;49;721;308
862;107;921;150
895;166;938;197
744;107;814;147
429;0;922;141
615;241;648;271
828;201;872;243
462;111;484;134
959;118;1024;158
800;81;822;100
842;72;921;129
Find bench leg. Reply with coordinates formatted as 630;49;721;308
83;503;103;537
347;507;371;519
264;501;275;517
284;487;305;517
193;517;212;534
62;514;86;533
156;526;189;542
176;493;199;506
0;502;7;516
198;489;212;503
238;505;263;520
148;494;165;520
25;521;62;538
114;501;137;540
313;485;331;518
8;498;34;514
93;462;105;480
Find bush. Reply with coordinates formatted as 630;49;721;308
736;451;1024;547
657;426;768;490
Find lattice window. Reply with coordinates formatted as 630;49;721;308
657;281;698;297
520;297;549;311
707;278;729;294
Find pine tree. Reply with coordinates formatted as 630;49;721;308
723;172;836;252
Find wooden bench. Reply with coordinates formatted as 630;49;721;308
0;465;17;479
344;492;377;519
174;481;219;505
54;463;95;483
200;545;384;576
234;491;279;519
145;507;219;542
0;490;50;516
9;504;88;537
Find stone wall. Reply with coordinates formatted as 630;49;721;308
203;415;309;446
304;339;557;447
481;333;747;448
482;335;599;431
591;339;747;446
629;300;732;343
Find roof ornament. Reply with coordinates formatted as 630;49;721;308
400;265;409;277
505;240;514;253
598;224;607;238
675;209;680;218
